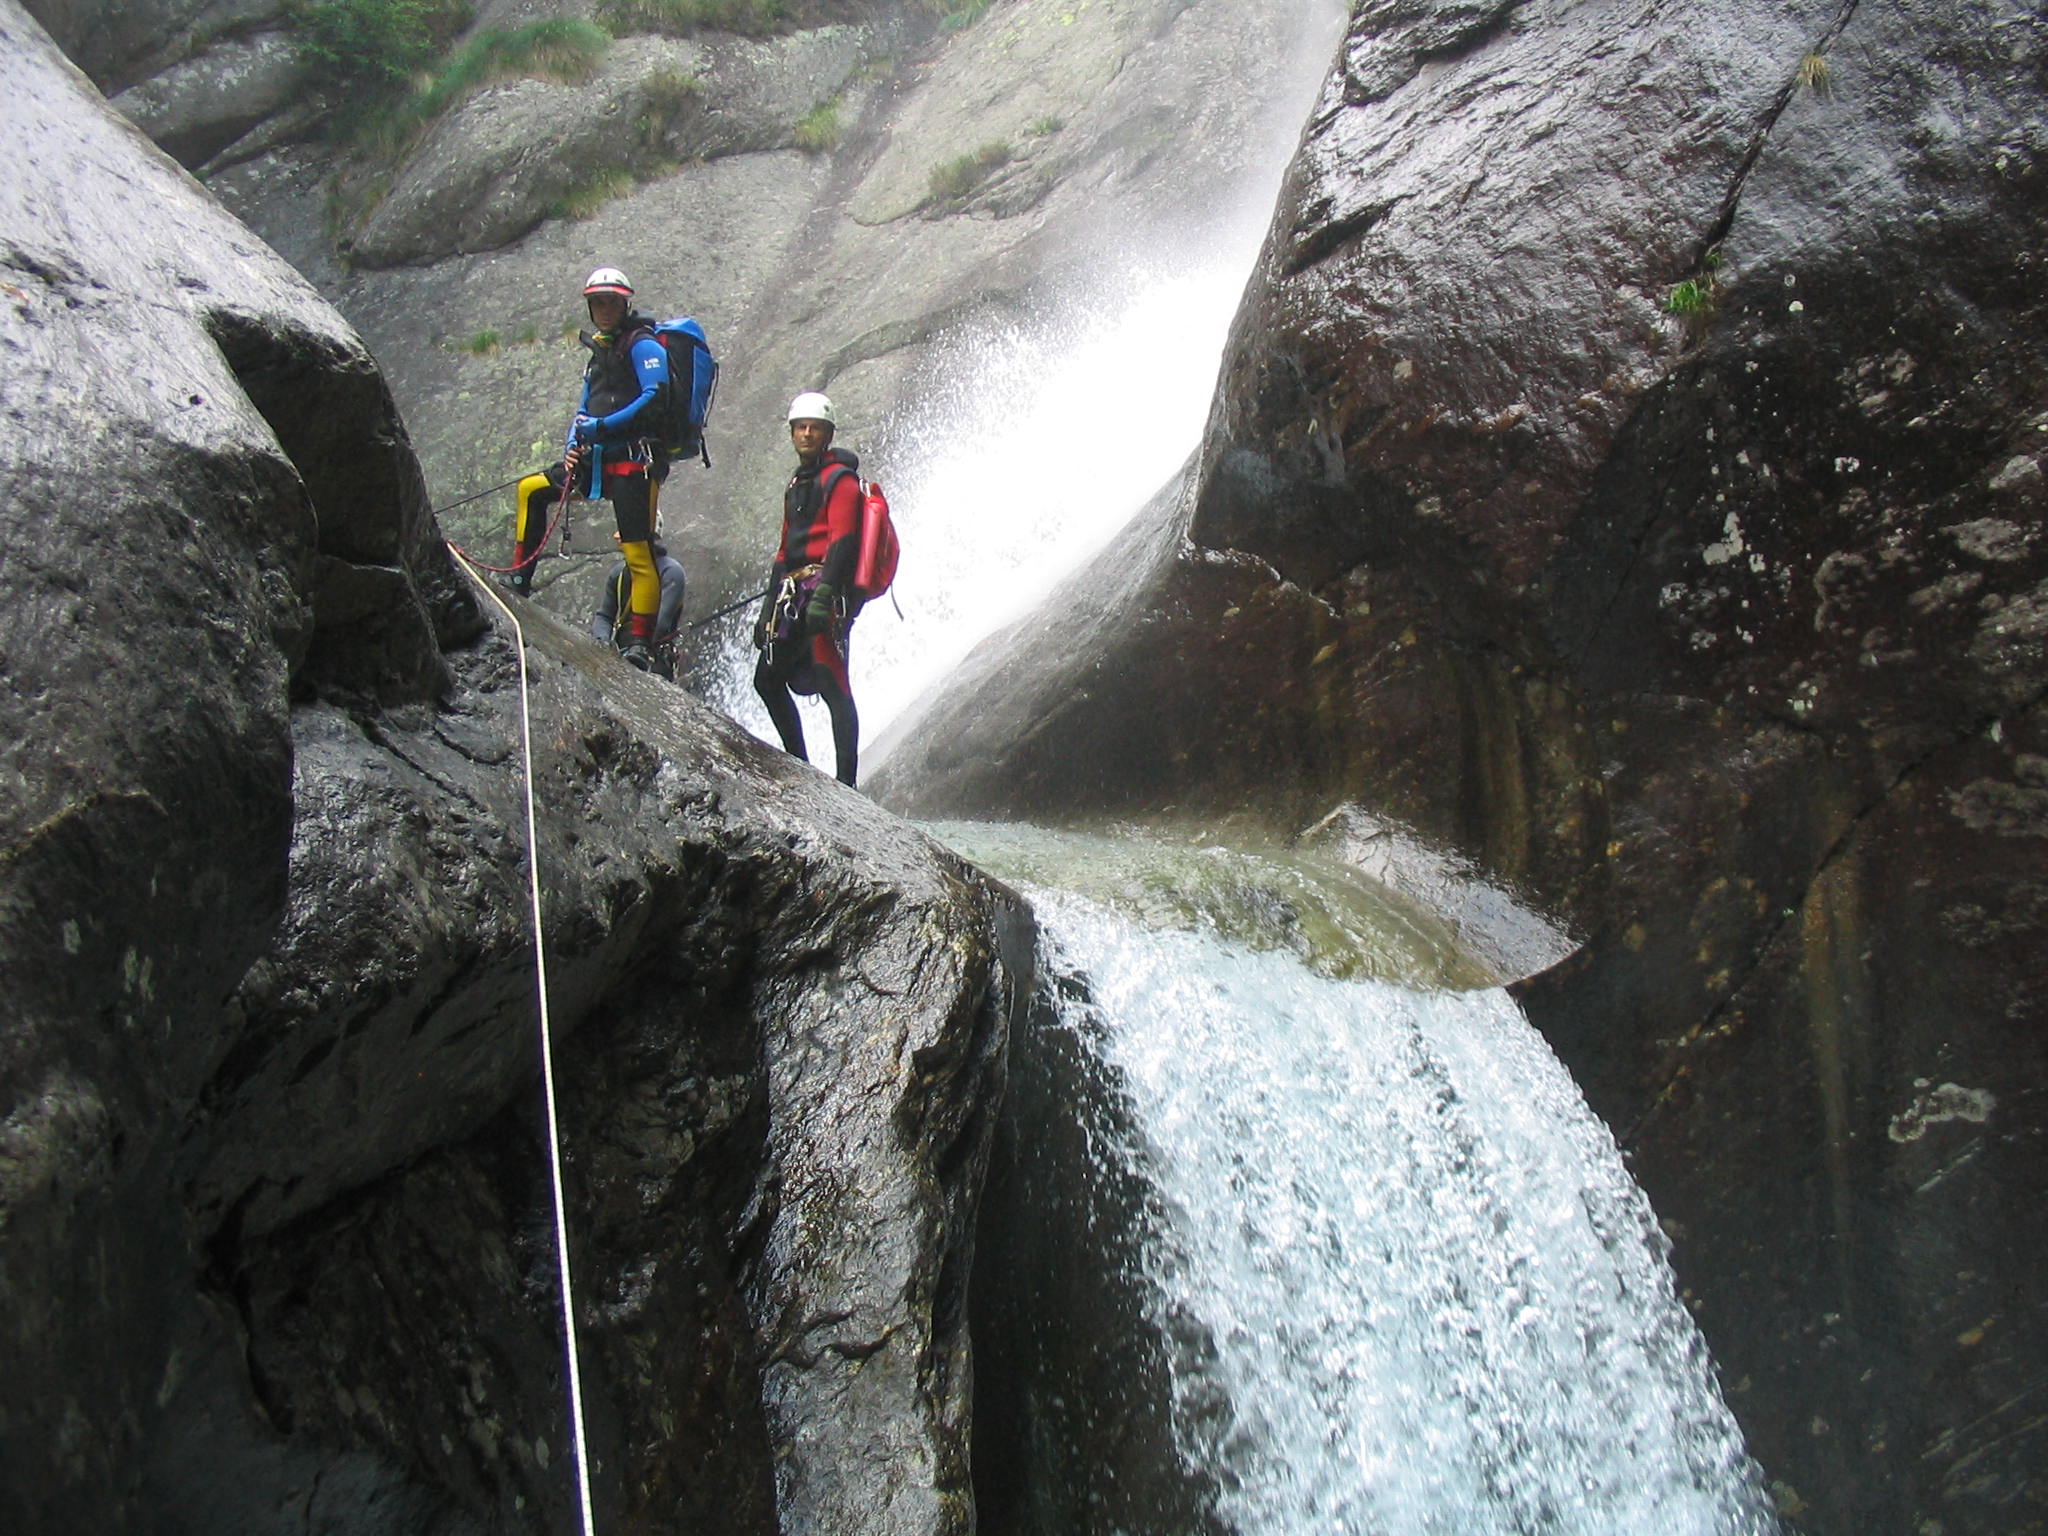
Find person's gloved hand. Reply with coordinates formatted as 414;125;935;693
571;413;599;446
804;581;838;635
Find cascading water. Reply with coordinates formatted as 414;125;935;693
951;823;1783;1536
1039;895;1777;1534
850;260;1254;744
697;0;1780;1519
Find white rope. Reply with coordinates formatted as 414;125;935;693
452;550;599;1536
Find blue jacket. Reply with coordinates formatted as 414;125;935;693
577;320;669;493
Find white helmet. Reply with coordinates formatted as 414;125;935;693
582;266;633;297
787;391;835;425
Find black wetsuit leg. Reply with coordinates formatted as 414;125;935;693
607;471;654;544
817;673;858;787
754;619;856;785
754;651;807;762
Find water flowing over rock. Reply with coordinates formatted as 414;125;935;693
23;0;2048;1529
0;8;1027;1534
876;0;2048;1530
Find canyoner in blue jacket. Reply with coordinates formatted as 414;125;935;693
567;264;671;670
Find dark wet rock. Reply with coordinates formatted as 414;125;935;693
167;620;1027;1536
879;0;2048;1530
20;0;286;93
0;8;1027;1534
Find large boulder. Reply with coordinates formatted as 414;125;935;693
161;618;1026;1536
0;7;1026;1533
875;0;2048;1531
105;24;302;169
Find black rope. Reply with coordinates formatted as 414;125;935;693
431;470;549;520
691;587;770;629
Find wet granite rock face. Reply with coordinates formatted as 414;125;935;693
105;23;303;169
883;0;2048;1530
166;624;1026;1536
0;8;1027;1533
20;0;285;93
343;24;887;269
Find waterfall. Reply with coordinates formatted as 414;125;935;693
851;259;1254;744
709;0;1348;756
987;876;1783;1536
694;0;1782;1515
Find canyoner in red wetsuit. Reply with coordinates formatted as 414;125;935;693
753;391;862;786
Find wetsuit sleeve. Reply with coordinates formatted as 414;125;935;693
597;335;669;441
768;513;792;586
819;468;863;592
574;363;598;498
655;558;687;640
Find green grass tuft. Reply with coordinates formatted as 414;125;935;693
634;65;700;142
551;167;639;221
794;97;841;152
1664;279;1710;317
927;139;1013;205
932;0;989;30
329;15;611;156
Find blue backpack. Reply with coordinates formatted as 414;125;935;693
651;317;718;466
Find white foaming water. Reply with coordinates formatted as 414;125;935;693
853;258;1246;745
1028;885;1782;1536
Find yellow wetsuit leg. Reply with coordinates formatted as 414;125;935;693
516;472;555;546
507;471;559;592
624;474;660;623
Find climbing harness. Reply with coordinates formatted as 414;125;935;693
446;545;600;1536
762;565;830;672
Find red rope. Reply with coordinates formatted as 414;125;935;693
445;476;576;575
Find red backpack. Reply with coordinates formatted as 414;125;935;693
824;466;900;605
853;478;899;604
